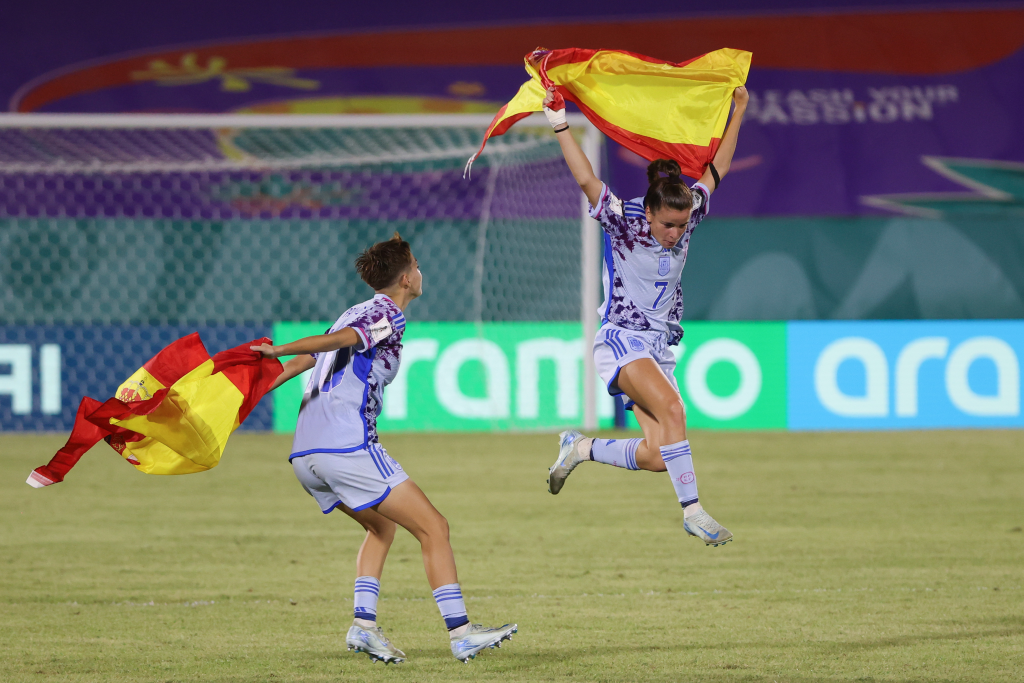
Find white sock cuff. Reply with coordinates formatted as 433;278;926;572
660;440;691;464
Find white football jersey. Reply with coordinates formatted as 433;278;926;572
590;182;710;345
290;294;406;458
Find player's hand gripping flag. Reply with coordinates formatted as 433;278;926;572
26;333;282;488
466;47;751;179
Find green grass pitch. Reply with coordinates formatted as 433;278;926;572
2;430;1023;682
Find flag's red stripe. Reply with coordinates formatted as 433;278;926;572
142;332;210;388
213;337;283;424
540;47;705;71
471;107;532;165
31;397;110;484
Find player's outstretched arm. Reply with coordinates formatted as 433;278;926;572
251;327;362;359
544;87;604;207
699;86;748;194
267;354;316;392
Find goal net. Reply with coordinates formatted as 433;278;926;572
0;113;603;428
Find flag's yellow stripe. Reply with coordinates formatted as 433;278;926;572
547;49;750;145
491;77;546;130
114;360;245;475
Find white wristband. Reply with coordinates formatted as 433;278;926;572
544;106;567;130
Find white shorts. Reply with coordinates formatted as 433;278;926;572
594;324;679;410
291;443;409;514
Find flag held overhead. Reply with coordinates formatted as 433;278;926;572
467;47;751;180
27;333;282;488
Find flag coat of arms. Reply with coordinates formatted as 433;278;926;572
468;47;751;179
27;333;282;488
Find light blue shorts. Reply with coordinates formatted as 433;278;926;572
594;324;679;410
291;443;409;513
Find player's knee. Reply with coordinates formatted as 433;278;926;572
418;512;450;544
434;514;450;541
664;399;686;429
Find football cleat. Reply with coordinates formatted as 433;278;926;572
346;621;406;664
548;430;589;494
683;509;733;547
450;623;518;662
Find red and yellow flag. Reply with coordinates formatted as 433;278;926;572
468;47;751;179
27;333;282;488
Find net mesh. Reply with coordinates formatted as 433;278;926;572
0;123;582;324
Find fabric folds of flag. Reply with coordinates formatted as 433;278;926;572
26;333;282;488
466;47;751;180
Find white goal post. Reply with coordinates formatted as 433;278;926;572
0;112;604;430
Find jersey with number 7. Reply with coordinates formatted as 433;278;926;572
590;181;712;346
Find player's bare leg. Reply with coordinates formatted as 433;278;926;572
342;504;396;578
340;505;405;663
618;359;732;546
375;480;457;587
375;480;517;661
548;362;680;491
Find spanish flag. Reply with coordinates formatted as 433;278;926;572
26;333;282;488
468;47;751;179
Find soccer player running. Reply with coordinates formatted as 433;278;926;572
252;234;516;664
544;85;749;547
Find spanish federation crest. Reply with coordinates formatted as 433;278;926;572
628;337;645;352
658;255;671;276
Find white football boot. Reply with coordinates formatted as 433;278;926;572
346;621;406;664
548;429;590;494
683;509;733;547
450;623;518;662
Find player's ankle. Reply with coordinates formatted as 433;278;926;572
448;623;470;639
579;437;594;462
354;617;376;628
683;501;703;518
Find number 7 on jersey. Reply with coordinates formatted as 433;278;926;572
653;281;669;309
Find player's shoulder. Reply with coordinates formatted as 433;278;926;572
624;197;646;219
364;295;406;339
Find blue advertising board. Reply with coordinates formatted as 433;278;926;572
0;325;273;432
788;321;1023;430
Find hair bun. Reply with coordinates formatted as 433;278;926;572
646;158;682;184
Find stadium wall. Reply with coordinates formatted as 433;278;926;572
3;320;1021;433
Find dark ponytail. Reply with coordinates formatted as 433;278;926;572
644;159;693;214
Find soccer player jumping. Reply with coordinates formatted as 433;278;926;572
252;234;516;664
544;85;749;547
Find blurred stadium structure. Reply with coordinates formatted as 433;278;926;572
1;1;1022;433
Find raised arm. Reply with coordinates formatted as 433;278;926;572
699;86;748;194
545;87;604;207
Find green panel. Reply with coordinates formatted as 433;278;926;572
271;321;331;433
272;321;787;434
624;321;787;431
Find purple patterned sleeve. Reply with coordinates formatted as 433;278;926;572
588;183;629;237
346;303;396;352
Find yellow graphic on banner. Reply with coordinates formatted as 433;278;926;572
131;53;320;92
